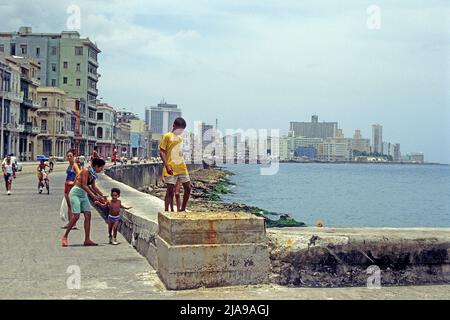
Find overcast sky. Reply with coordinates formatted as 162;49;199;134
0;0;449;163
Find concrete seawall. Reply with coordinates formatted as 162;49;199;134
98;164;450;289
105;162;204;190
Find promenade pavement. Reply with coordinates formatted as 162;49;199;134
1;169;449;299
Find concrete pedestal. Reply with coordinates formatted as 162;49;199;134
157;211;270;290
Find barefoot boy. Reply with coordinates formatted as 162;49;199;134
159;117;191;212
96;188;131;245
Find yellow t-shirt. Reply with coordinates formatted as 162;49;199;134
159;132;188;177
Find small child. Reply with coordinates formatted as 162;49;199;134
95;188;132;245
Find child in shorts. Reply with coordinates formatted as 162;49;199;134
95;188;132;245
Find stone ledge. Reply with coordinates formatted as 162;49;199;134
158;211;266;245
268;228;450;287
156;235;270;290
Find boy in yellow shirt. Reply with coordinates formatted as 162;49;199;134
159;117;191;212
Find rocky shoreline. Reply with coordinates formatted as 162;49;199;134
138;166;306;228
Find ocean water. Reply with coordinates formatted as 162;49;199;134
221;163;450;228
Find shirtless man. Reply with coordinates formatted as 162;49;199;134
96;188;132;245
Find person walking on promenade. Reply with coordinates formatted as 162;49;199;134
95;188;132;245
36;159;50;194
159;117;191;212
61;158;106;247
63;149;81;230
92;146;99;160
2;155;14;195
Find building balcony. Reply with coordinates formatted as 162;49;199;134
31;78;40;88
56;131;68;137
38;129;49;137
74;132;84;140
31;101;40;110
88;56;99;67
2;122;13;131
88;71;99;81
22;98;33;109
0;91;23;103
31;126;40;135
15;123;25;132
87;87;98;96
24;122;32;134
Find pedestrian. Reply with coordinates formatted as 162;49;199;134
63;149;81;230
92;146;99;160
159;117;191;212
61;158;107;247
112;147;118;166
2;155;14;195
95;188;132;245
36;159;50;194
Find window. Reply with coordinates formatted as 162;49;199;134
51;64;56;72
20;44;27;54
76;63;81;72
42;98;48;107
51;46;57;55
97;127;103;139
76;79;81;86
36;47;40;57
51;79;56;86
10;43;16;55
97;113;103;121
63;77;68;84
75;46;83;56
63;61;68;69
0;44;4;52
41;119;47;131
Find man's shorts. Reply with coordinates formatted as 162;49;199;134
163;174;190;185
4;174;12;183
69;186;91;214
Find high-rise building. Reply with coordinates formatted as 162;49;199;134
372;124;383;154
352;129;370;154
289;115;337;139
393;143;401;162
0;27;101;155
145;101;182;134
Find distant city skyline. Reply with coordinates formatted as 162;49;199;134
0;0;448;163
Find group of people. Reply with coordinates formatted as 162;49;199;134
60;149;130;247
60;116;192;247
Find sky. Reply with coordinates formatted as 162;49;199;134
0;0;449;163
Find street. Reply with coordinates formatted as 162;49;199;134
0;170;449;300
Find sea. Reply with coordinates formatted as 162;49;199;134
221;163;450;228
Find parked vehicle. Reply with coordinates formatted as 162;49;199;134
131;157;140;164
